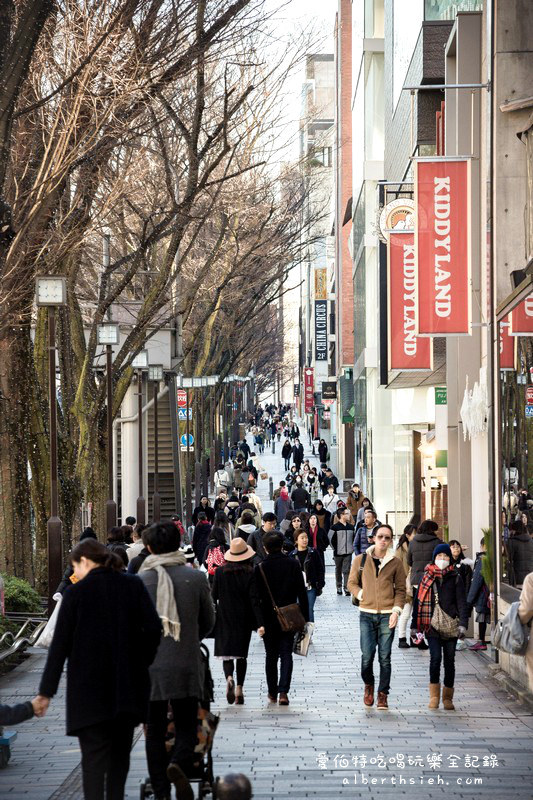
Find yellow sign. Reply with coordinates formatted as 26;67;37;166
314;268;327;300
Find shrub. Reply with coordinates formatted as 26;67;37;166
1;574;42;613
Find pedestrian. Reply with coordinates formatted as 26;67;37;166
192;496;215;525
106;526;129;567
518;571;533;687
203;526;229;584
318;438;328;463
330;507;356;595
247;512;278;565
355;497;375;526
212;538;262;705
286;464;299;490
347;483;364;517
255;531;309;706
128;527;151;575
273;480;287;501
56;527;98;593
305;513;329;562
213;489;229;514
289;530;325;622
215;510;234;545
291;476;310;512
292;438;304;470
354;509;379;555
233;461;244;494
274;487;293;526
395;524;417;648
171;514;187;543
322;484;340;514
235;511;259;545
224;494;241;526
138;521;215;800
415;543;468;710
215;463;231;493
312;499;331;535
0;696;46;726
466;537;491;651
320;467;339;494
127;523;146;562
289;422;300;440
246;486;263;517
449;539;474;595
408;519;441;649
347;524;406;710
37;539;162;800
507;519;533;587
192;512;212;564
306;468;319;502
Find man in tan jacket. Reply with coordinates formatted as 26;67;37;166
347;524;406;710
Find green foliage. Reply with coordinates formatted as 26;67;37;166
481;527;493;589
1;574;42;613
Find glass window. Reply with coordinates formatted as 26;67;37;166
424;0;483;21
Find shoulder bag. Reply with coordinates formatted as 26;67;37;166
351;553;367;606
259;564;306;633
431;586;459;639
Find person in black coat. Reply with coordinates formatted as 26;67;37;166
212;538;263;705
292;439;304;470
192;513;212;563
318;438;328;463
107;526;129;567
289;530;325;622
291;478;310;512
254;532;309;706
56;527;97;594
415;543;468;710
192;496;215;525
37;539;162;800
281;439;292;470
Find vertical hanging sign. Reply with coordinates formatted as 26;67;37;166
388;231;432;371
304;368;314;414
499;317;515;370
509;294;533;336
314;300;328;361
414;158;471;336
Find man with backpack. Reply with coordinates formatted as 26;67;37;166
347;524;406;710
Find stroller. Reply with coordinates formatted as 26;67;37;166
139;643;219;799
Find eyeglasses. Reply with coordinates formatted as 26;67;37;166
375;535;392;541
292;519;301;523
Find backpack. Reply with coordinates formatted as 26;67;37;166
207;546;226;576
492;601;530;655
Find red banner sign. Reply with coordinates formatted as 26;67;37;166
304;368;314;414
415;158;471;336
388;232;432;371
176;390;187;408
499;317;514;370
509;294;533;336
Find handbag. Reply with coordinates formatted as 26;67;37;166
259;564;306;633
431;587;459;639
493;601;529;655
37;594;62;649
260;471;268;480
293;622;314;657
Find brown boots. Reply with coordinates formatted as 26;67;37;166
428;683;440;708
442;686;455;710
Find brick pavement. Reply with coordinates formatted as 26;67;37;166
1;427;532;798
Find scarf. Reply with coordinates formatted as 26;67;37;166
416;562;455;632
308;525;318;548
139;551;186;641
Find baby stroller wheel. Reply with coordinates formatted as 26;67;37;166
139;778;154;799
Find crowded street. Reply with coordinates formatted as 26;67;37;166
0;431;532;799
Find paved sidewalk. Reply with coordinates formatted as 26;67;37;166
1;428;532;798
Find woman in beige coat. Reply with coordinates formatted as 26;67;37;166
518;571;533;688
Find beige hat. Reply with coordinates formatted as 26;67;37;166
225;537;255;562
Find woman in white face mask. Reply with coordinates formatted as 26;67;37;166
414;543;469;711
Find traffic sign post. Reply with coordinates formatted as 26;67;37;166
178;408;192;420
177;390;187;408
526;385;533;405
180;433;194;451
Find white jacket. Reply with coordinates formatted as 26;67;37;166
323;493;340;513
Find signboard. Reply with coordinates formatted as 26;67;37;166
499;318;515;370
177;408;192;420
323;410;331;420
304;368;314;414
526;386;533;406
322;381;337;400
435;387;447;405
322;398;335;407
388;231;432;371
294;384;300;396
314;300;328;362
526;406;533;418
180;433;194;451
379;198;414;241
414;158;471;336
177;390;187;408
314;267;327;300
509;294;533;336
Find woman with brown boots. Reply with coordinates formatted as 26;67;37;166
415;543;469;710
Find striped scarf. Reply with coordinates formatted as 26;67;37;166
416;562;455;632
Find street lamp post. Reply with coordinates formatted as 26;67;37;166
35;276;67;611
132;350;148;524
149;365;163;521
97;322;120;533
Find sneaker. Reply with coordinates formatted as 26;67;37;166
344;590;350;596
337;588;343;595
398;638;410;649
363;684;374;707
376;692;388;710
468;641;487;651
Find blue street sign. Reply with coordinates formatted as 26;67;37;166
180;433;194;447
526;406;533;418
178;408;192;420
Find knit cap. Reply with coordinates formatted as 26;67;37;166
432;542;452;560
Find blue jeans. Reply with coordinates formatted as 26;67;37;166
428;634;457;688
359;611;395;694
307;588;317;622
